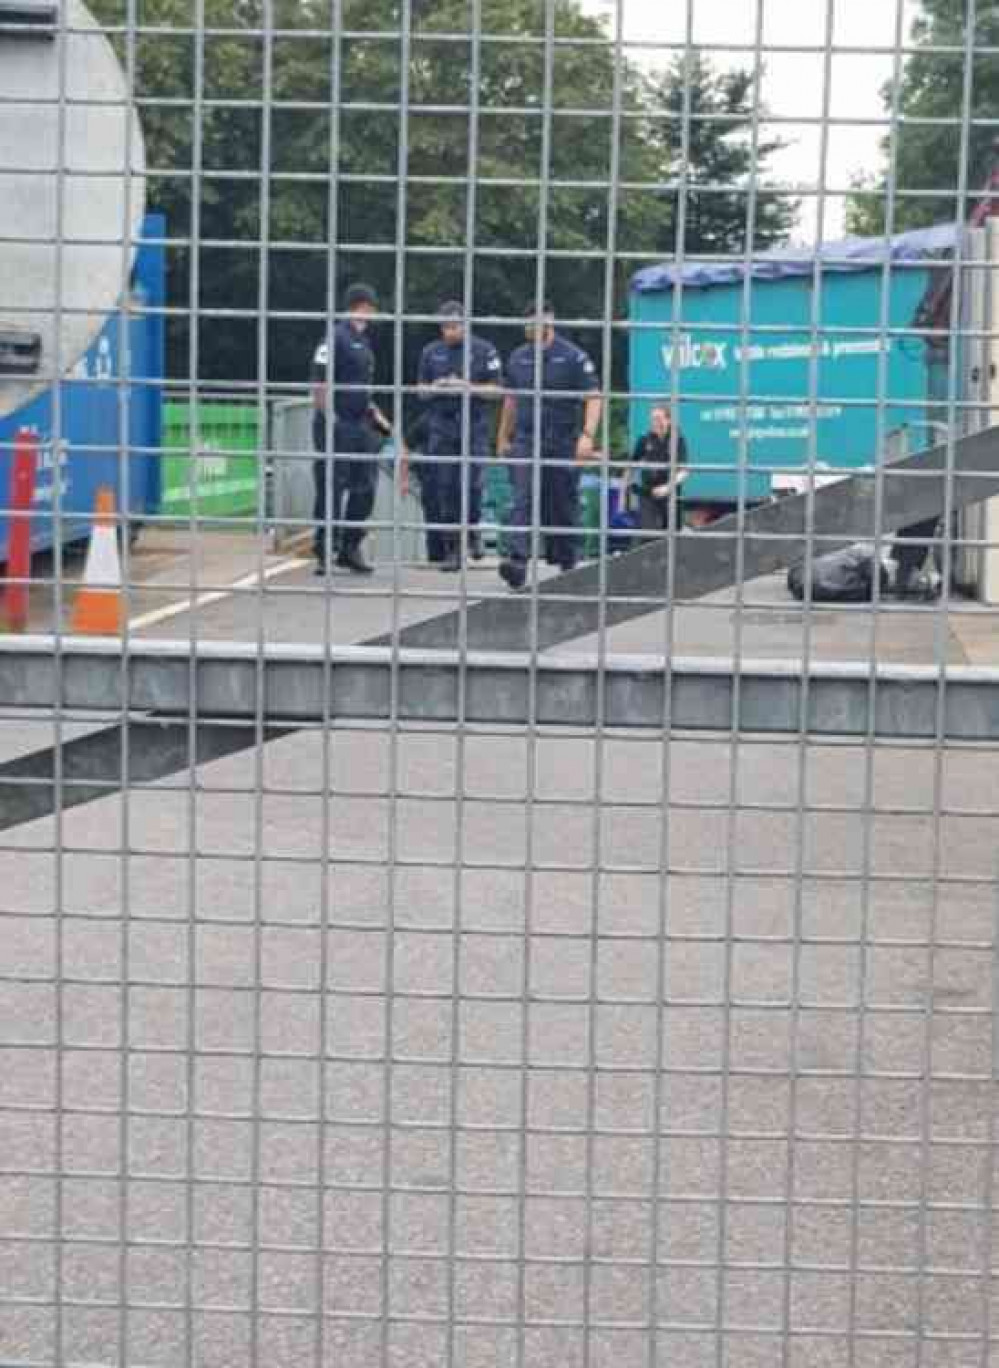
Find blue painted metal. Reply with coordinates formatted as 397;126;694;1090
629;226;953;504
0;212;165;559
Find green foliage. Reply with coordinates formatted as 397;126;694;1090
641;55;797;256
90;0;797;403
845;0;999;235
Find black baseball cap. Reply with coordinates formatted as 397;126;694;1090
345;282;378;310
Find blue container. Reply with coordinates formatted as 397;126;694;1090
0;212;165;560
628;224;956;505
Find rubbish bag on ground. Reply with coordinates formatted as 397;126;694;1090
787;543;890;603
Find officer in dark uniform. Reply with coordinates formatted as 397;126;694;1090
311;282;395;575
417;300;503;571
496;301;602;588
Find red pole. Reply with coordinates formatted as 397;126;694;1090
4;427;39;633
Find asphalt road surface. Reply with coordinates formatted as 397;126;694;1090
1;544;997;1367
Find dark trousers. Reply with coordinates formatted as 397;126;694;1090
424;437;486;558
638;490;685;535
471;458;484;527
416;459;446;562
436;441;484;548
507;445;580;570
312;412;377;563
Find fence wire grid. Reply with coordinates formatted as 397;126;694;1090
1;2;999;1368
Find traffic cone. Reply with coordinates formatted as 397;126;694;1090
71;487;123;635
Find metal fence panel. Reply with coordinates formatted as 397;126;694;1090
270;398;321;552
1;3;998;1368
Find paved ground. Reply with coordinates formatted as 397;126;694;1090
1;529;998;1367
128;538;996;667
16;525;999;665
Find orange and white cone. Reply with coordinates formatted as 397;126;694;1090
71;487;123;635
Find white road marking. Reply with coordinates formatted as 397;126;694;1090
127;555;309;631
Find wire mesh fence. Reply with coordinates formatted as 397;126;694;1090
1;1;998;1366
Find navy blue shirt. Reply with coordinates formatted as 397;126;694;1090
311;320;374;422
418;334;503;451
506;334;599;450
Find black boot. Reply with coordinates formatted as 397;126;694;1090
439;533;461;573
337;545;374;575
499;558;526;590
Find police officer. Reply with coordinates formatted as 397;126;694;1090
496;301;602;588
417;301;503;571
311;282;395;575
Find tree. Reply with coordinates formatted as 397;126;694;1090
846;0;999;235
88;0;286;379
89;0;796;400
642;54;797;257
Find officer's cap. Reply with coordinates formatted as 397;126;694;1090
438;300;465;322
345;282;378;310
523;300;556;322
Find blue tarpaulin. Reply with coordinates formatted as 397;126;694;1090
631;222;959;294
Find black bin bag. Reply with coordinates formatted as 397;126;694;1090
787;543;889;603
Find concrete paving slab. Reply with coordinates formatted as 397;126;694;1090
1;724;996;1368
11;526;995;671
1;528;997;1368
129;552;988;670
10;528;308;638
